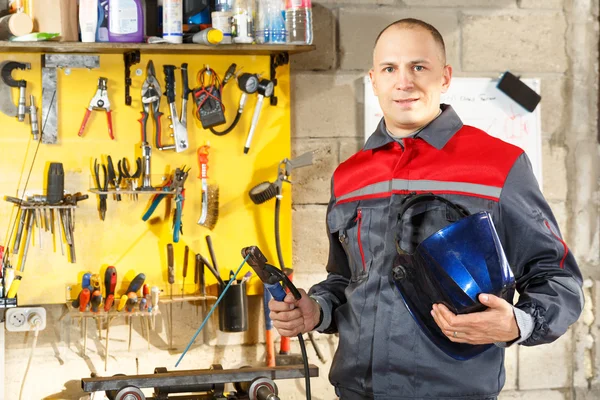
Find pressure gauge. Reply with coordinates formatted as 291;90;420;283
258;79;274;97
238;73;259;94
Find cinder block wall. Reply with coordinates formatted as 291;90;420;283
290;0;599;399
4;1;599;399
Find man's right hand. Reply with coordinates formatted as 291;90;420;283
268;288;321;337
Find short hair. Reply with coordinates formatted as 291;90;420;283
374;18;447;64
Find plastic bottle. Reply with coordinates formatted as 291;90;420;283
192;27;223;45
285;0;312;44
108;0;143;43
96;1;109;42
79;0;99;43
256;0;286;44
211;11;233;44
231;0;255;44
163;0;183;44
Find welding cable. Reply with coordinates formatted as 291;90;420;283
175;254;250;367
19;317;42;400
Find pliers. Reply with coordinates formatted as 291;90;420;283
139;61;162;146
79;77;114;140
118;157;142;200
94;159;108;221
142;167;189;243
106;155;121;201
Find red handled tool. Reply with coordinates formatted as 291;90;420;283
79;77;114;140
104;267;117;312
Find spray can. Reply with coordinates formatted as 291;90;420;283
163;0;183;44
211;11;233;44
192;28;223;45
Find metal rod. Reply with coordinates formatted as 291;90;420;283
82;365;319;393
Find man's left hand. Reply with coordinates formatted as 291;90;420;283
431;293;520;344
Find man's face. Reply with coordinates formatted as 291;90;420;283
369;26;452;136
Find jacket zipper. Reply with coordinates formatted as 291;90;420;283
355;208;366;271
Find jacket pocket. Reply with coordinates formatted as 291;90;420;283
328;204;373;282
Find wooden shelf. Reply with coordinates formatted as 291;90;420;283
0;41;315;55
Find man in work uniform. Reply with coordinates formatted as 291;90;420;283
269;18;584;399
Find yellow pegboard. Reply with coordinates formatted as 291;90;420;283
0;52;292;304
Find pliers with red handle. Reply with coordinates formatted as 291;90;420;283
79;77;114;140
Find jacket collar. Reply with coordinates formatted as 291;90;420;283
364;104;464;151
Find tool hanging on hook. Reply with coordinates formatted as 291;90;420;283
79;77;114;140
243;79;274;154
0;61;30;121
210;71;259;136
160;64;189;152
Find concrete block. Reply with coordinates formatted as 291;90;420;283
504;344;518;391
292;204;330;274
518;330;572;390
291;72;365;138
339;136;364;163
291;4;337;71
338;9;460;71
291;138;338;204
499;390;566;400
547;200;568;238
403;0;516;7
541;143;568;201
318;0;394;4
518;0;564;9
462;12;567;73
539;76;567;140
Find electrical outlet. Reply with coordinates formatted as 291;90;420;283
5;307;46;332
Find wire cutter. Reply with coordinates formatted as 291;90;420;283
94;159;108;221
79;77;114;140
139;61;162;146
142;167;189;243
118;157;142;200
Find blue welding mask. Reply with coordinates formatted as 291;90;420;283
392;194;515;361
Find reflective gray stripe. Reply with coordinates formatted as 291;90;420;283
337;179;502;202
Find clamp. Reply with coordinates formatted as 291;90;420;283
79;77;114;140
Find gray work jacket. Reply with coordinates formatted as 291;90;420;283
309;105;584;400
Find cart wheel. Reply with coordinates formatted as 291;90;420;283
114;385;145;400
105;374;127;400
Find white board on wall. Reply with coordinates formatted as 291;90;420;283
364;76;542;185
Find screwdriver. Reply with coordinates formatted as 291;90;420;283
90;289;103;339
126;273;146;295
167;243;174;349
126;292;138;351
90;289;102;312
117;294;128;311
82;272;92;292
79;288;91;356
139;297;150;349
182;245;189;307
150;286;160;330
90;274;101;292
104;267;117;312
194;254;201;317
